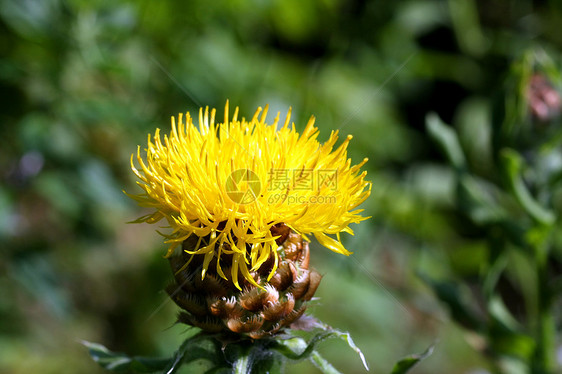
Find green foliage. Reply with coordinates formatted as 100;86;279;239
83;341;171;372
84;325;369;374
424;49;562;373
3;0;562;373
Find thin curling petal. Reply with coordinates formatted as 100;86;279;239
313;232;352;255
128;102;371;286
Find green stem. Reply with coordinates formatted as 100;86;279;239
310;350;342;374
532;249;555;374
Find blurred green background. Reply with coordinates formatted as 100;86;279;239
2;0;562;372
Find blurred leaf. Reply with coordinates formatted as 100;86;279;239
457;174;506;224
12;255;72;320
448;0;487;57
0;187;16;239
488;326;535;361
426;112;466;170
455;98;493;176
79;158;128;209
407;164;454;206
496;356;529;374
499;51;534;146
390;345;433;374
396;1;448;36
34;171;81;220
0;0;63;39
482;252;508;299
488;295;522;332
500;149;555;226
419;273;485;331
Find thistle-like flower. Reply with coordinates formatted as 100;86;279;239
128;102;370;337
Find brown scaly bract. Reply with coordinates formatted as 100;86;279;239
167;224;322;339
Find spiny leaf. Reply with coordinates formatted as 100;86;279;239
84;334;224;374
82;341;171;372
273;326;369;371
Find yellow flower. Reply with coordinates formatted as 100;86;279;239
128;102;371;289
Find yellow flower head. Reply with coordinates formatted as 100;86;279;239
129;102;371;289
